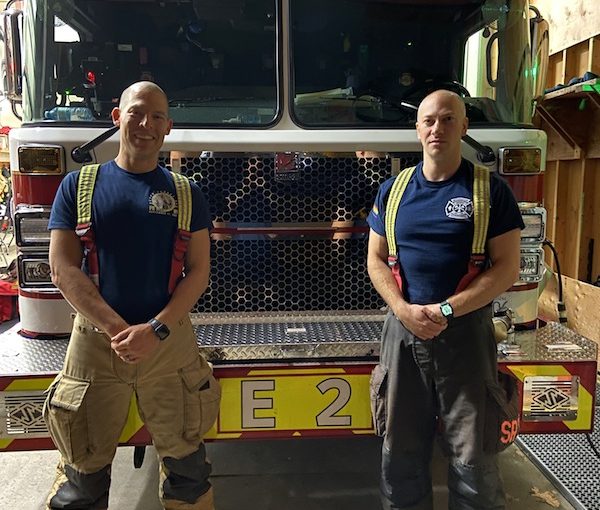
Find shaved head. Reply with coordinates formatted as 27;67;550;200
415;89;468;175
112;80;172;173
119;81;168;111
417;89;466;123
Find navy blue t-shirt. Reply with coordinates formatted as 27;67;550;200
367;160;524;305
49;161;212;324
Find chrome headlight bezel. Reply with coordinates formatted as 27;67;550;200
519;246;545;283
17;253;54;289
14;206;51;247
498;147;543;175
520;207;546;243
17;145;66;175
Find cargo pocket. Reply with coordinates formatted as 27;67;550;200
484;372;520;453
370;364;388;437
43;373;91;464
180;361;221;441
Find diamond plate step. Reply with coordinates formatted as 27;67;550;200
517;383;600;510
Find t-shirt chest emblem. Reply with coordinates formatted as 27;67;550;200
445;197;473;220
149;191;177;216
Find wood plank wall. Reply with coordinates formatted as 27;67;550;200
531;0;600;55
534;33;600;285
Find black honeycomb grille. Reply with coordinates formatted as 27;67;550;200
160;153;422;313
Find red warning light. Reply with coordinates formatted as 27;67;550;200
86;71;96;84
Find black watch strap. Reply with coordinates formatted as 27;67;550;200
148;318;170;341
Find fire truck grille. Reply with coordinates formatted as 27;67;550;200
158;153;422;313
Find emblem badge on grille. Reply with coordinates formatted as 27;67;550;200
532;387;570;410
274;153;300;182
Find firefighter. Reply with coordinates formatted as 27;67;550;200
367;89;523;509
44;81;220;510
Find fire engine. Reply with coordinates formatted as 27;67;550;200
0;0;596;454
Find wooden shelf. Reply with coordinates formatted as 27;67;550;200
543;78;600;100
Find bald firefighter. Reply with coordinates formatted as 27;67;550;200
367;89;523;510
45;81;220;509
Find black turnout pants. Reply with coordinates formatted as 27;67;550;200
375;306;505;510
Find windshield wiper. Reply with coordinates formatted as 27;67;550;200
72;125;119;164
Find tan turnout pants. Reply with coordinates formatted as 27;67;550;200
43;313;221;509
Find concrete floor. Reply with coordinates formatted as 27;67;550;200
0;437;576;510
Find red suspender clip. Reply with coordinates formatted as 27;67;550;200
75;222;100;286
387;255;404;293
455;254;486;293
169;229;192;293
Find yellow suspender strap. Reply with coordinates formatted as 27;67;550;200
384;164;490;260
471;164;490;256
385;166;416;260
76;164;101;226
171;171;192;231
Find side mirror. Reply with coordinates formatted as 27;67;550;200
485;32;499;88
2;6;23;103
529;6;549;99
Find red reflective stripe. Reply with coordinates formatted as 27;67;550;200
168;229;191;294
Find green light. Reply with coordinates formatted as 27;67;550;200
582;84;600;94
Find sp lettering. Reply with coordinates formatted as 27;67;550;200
500;419;519;444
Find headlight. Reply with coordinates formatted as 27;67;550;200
520;247;545;282
498;147;542;175
520;207;546;243
14;207;51;247
17;254;54;288
17;145;65;175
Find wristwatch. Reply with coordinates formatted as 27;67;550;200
440;300;454;319
148;318;170;341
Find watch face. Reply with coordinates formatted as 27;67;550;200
155;325;169;340
150;319;170;340
441;303;453;317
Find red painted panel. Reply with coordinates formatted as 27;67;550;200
503;174;544;203
12;173;63;206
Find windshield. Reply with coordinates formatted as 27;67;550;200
22;0;278;125
291;0;534;127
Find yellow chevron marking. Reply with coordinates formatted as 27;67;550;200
505;365;570;380
206;432;242;440
5;378;55;391
247;368;346;376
